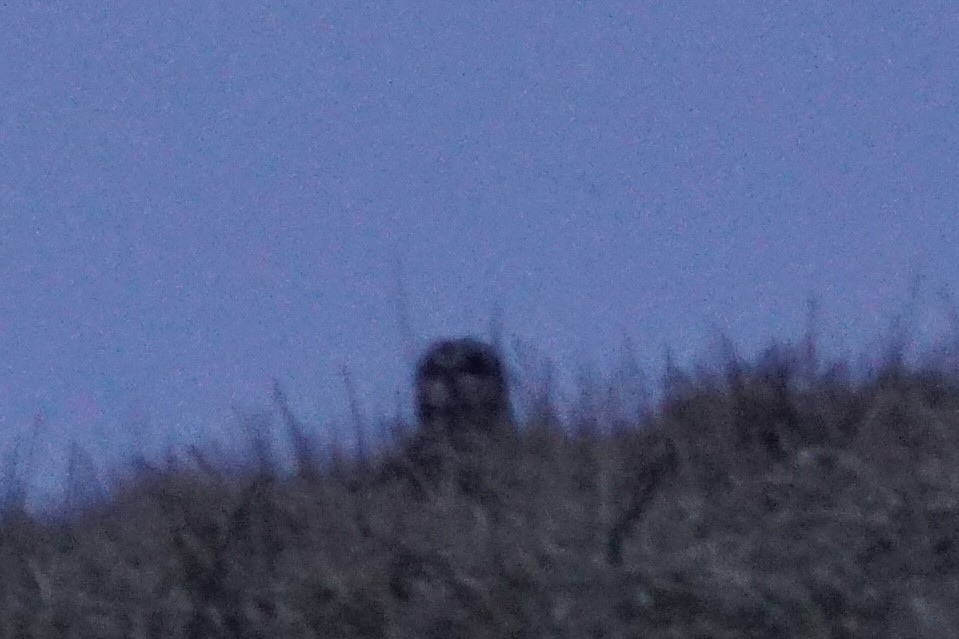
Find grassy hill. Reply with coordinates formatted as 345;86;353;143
0;335;956;638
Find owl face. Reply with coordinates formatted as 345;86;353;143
414;338;512;437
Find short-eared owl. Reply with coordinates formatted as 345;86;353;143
414;337;513;441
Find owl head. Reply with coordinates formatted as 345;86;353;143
414;337;513;439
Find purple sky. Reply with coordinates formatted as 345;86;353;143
1;2;957;510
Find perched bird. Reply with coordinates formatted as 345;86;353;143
414;337;513;442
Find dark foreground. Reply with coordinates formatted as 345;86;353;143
0;343;956;638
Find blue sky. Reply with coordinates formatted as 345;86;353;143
1;2;957;510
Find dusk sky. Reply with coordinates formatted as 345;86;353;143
2;2;957;510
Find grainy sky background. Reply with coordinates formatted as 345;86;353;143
1;1;957;511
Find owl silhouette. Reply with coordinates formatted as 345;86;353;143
414;337;513;442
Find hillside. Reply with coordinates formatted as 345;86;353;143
0;338;956;638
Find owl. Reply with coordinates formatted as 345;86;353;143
414;337;513;442
378;337;514;501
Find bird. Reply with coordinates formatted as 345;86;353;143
413;337;513;443
373;337;516;502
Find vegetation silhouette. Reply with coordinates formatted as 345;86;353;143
0;317;957;637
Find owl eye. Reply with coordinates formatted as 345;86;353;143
418;360;444;378
462;352;498;376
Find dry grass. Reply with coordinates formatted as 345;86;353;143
1;339;957;638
